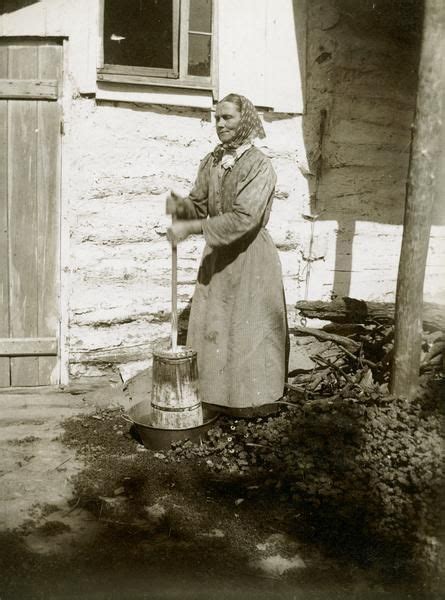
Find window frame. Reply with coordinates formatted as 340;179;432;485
97;0;217;92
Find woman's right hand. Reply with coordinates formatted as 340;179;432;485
166;191;187;218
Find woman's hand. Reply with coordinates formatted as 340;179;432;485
166;220;203;245
166;191;187;218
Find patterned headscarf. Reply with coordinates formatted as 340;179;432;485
223;94;266;149
213;94;266;163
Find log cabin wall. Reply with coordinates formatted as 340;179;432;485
0;0;311;384
303;0;444;303
0;0;443;385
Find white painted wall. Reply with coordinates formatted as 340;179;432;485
218;0;305;112
0;0;98;93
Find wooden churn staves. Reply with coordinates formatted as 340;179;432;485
151;346;203;429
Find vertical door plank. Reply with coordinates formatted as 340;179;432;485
8;43;40;386
36;43;62;385
0;45;10;386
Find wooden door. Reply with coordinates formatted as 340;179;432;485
0;38;62;387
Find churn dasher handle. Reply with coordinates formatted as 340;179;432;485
171;214;178;352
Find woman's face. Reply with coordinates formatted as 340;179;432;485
215;101;241;144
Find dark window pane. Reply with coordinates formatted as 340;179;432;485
104;0;174;69
189;0;212;33
188;34;211;76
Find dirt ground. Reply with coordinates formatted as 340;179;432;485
0;385;439;600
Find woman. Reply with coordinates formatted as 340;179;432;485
166;93;288;416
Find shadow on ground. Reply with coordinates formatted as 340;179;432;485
1;397;442;600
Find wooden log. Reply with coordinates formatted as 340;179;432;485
295;298;445;331
289;325;360;353
70;341;165;365
391;0;445;399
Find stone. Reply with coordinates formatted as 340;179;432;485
144;503;166;524
288;339;317;373
253;554;306;576
197;529;225;539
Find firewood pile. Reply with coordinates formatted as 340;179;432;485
288;297;444;398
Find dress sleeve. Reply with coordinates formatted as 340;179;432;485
202;156;276;247
181;153;212;219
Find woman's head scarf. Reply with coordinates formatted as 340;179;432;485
220;94;266;149
213;94;266;164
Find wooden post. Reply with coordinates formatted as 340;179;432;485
390;0;445;399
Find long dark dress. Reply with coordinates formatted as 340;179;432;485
182;146;287;410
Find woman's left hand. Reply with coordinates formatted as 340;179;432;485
167;220;203;244
166;221;195;244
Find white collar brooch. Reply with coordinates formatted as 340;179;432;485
221;142;253;171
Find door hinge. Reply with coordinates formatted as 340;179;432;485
60;119;65;136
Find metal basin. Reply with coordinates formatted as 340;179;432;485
125;400;220;451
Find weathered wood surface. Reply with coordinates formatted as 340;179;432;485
0;45;9;386
8;43;40;386
37;43;62;385
0;79;58;100
151;348;203;429
0;40;62;386
171;236;178;352
0;46;10;387
0;338;58;357
391;0;445;399
296;298;445;331
70;342;163;366
289;325;360;353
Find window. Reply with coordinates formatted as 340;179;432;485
98;0;215;90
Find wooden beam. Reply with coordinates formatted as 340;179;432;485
97;72;214;91
295;298;445;331
391;0;445;399
99;64;177;79
0;338;58;356
0;79;58;100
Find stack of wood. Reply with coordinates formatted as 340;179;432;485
287;297;444;397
